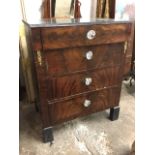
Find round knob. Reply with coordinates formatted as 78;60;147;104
87;30;96;40
86;51;93;60
85;77;92;86
83;99;91;107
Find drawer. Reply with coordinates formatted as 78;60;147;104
44;43;124;76
41;23;131;50
47;66;122;99
48;86;121;124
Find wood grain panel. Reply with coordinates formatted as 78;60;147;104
31;28;42;50
124;22;134;76
41;23;131;50
47;66;122;100
48;86;121;125
124;56;132;76
44;43;124;76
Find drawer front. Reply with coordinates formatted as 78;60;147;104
47;66;122;100
41;23;131;50
48;87;121;124
44;43;124;76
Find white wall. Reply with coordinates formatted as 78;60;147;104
22;0;42;21
80;0;97;19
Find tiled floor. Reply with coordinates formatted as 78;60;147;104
20;80;135;155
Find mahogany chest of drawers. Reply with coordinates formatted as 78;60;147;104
23;18;132;143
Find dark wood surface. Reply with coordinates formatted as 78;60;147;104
41;23;131;50
124;56;132;76
109;0;116;18
40;0;116;19
41;0;51;19
47;66;122;100
23;18;132;142
24;25;51;128
124;22;135;76
44;43;124;76
48;86;121;125
31;28;42;51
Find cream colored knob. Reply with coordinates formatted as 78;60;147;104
86;51;93;60
85;77;92;86
87;30;96;40
83;99;91;107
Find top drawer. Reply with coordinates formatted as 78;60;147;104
41;23;131;50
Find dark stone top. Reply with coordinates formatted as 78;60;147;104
23;18;132;28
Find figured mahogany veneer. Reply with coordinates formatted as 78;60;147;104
48;86;121;125
41;24;131;50
44;43;124;76
23;18;132;143
47;66;122;99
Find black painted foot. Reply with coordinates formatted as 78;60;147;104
109;106;120;121
42;127;54;143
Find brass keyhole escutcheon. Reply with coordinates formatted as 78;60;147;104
37;50;42;66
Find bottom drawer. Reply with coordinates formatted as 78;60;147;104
48;86;121;125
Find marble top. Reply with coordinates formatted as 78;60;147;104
23;18;132;28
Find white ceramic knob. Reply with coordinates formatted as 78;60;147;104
85;77;92;86
83;99;91;107
86;51;93;60
87;30;96;40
